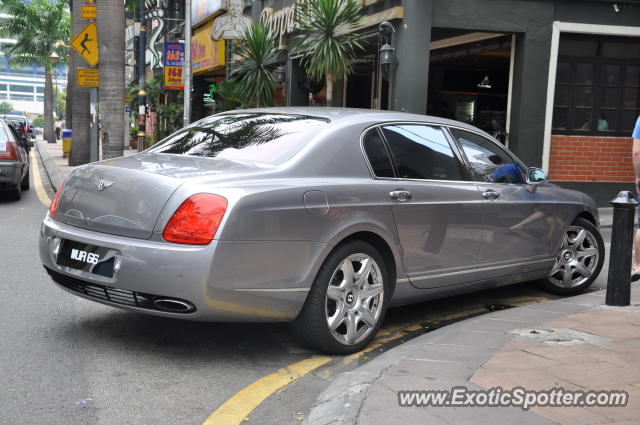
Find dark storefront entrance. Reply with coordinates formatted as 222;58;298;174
427;32;513;144
344;34;389;110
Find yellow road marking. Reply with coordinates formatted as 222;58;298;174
502;296;550;304
30;150;52;207
203;296;553;423
202;356;331;425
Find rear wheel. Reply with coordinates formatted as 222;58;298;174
11;181;21;201
291;240;389;354
538;217;604;295
20;169;29;191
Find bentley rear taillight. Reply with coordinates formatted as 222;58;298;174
163;194;228;245
49;181;65;219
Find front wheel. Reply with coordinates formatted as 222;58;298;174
291;240;389;354
538;217;605;295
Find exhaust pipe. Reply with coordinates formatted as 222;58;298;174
153;298;195;313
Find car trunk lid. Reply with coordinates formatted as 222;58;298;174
55;153;267;239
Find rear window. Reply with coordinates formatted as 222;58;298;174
146;113;329;165
4;117;25;127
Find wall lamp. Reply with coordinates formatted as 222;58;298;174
378;21;397;69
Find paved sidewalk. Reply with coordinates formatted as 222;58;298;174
35;137;136;191
305;285;640;425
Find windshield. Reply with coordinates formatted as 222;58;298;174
146;113;330;166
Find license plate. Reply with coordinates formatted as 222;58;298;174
57;239;117;278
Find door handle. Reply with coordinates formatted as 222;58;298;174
390;190;412;201
482;189;500;200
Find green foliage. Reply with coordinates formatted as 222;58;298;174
33;117;44;128
0;0;70;70
157;94;184;140
293;0;363;82
55;90;66;118
0;101;13;114
230;24;279;107
127;77;163;113
145;77;162;107
212;80;251;112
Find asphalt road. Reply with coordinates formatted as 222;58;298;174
0;153;612;425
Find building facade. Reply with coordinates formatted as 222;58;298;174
192;0;640;204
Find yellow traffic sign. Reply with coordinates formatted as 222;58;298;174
82;5;96;19
71;21;98;67
77;68;99;87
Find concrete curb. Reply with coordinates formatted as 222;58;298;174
303;286;637;425
35;139;64;191
303;318;480;425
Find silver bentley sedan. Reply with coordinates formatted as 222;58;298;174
39;108;604;354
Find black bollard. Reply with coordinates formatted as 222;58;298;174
606;191;639;306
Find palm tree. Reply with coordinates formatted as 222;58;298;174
293;0;363;106
0;0;70;143
69;0;90;165
97;0;125;159
230;24;279;108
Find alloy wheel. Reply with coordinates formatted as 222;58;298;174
325;253;384;346
548;225;600;288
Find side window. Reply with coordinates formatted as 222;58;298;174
4;123;15;143
362;129;394;178
0;123;9;143
450;128;525;184
381;124;465;181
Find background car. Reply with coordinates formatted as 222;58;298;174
39;108;604;354
2;113;33;147
0;119;30;200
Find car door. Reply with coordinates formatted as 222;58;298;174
6;123;28;175
362;124;485;289
448;127;557;273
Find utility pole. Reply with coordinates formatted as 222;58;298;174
183;0;192;127
137;0;147;151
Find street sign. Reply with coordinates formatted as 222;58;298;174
163;43;184;91
82;5;97;19
71;22;99;67
77;68;99;87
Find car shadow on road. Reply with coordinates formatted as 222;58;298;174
0;192;20;204
53;307;309;366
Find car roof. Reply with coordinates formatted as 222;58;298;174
218;107;489;136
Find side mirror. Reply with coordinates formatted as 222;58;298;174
526;167;547;184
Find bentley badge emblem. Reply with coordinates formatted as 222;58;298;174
96;180;114;191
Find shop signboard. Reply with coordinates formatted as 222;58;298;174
192;0;224;27
164;42;185;91
191;20;226;75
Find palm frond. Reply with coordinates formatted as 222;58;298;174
292;0;363;81
230;24;280;107
0;0;70;68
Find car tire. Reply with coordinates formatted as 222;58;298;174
11;182;21;201
538;217;605;295
291;240;390;354
21;169;30;191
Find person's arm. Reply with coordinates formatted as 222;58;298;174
633;117;640;193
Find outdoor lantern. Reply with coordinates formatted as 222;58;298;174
274;66;286;84
477;74;492;89
50;51;59;64
380;43;396;67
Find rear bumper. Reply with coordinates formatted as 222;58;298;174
39;216;324;322
0;162;21;187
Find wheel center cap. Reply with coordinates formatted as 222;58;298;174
346;292;356;305
561;250;574;262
